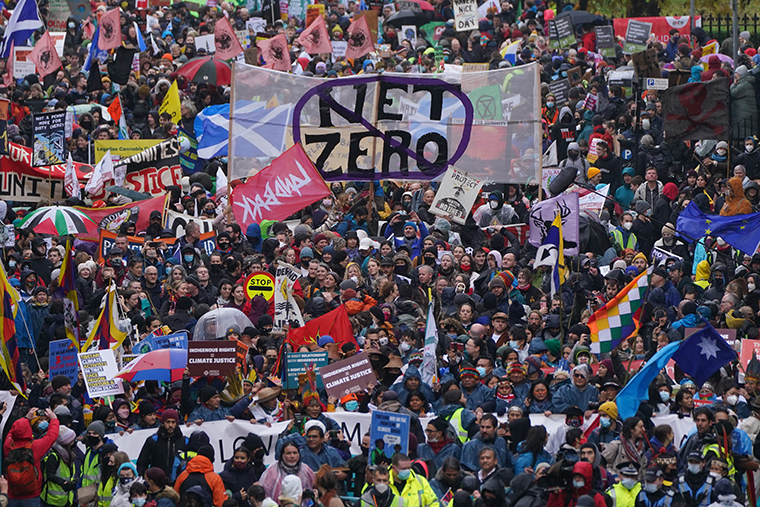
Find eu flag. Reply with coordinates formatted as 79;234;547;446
671;323;736;386
676;201;760;256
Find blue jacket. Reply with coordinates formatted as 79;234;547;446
390;365;436;405
417;441;462;469
552;383;599;413
661;280;682;308
437;404;477;436
335;214;370;236
462;382;495;412
387;222;429;259
460;433;511;471
13;298;34;349
587;426;621;448
276;434;345;472
513;441;555;475
187;404;232;422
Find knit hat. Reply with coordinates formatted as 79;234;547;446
404;221;418;232
161;409;179;423
598;401;618;420
58;426;76;445
51;374;71;390
313;233;328;245
494;270;515;288
199;386;218;404
736;65;748;76
545;338;561;357
317;335;334;347
741;31;751;40
87;420;106;438
430;417;450;433
587;167;601;179
138;400;156;416
508;362;525;375
460;365;480;378
635;200;651;214
488;275;506;290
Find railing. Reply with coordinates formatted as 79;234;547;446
700;14;760;44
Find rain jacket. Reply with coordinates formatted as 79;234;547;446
389;468;440;507
3;418;61;499
460;431;512;472
390;365;436;405
546;462;607;507
174;455;228;507
552;382;599;413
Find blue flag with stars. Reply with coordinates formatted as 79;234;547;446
671;322;736;386
676;201;760;256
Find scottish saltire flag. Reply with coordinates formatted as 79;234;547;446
84;26;109;72
588;267;652;354
82;283;127;352
616;340;680;420
677;201;760;256
133;22;147;52
533;212;566;297
58;240;80;352
195;101;266;158
0;265;25;392
501;40;519;64
0;0;42;58
671;322;736;386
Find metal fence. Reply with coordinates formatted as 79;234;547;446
701;14;760;43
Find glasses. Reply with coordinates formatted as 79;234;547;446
574;374;584;378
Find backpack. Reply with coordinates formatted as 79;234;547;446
5;444;39;497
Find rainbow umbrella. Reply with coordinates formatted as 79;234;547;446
116;349;188;382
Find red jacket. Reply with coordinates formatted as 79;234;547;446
3;418;60;499
546;462;607;507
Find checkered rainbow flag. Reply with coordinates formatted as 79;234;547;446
588;267;652;354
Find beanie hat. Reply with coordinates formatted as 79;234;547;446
682;301;697;316
138;400;156;416
508;362;525;375
145;468;166;486
87;420;106;438
587;167;601;179
161;409;179;423
313;233;328;245
495;270;515;288
52;374;71;390
58;426;76;445
599;401;618;420
199;386;218;404
404;221;418;232
488;275;506;290
198;445;215;461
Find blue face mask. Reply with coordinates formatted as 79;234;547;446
345;401;359;412
396;469;411;481
184;255;193;263
572;480;585;489
509;341;519;350
599;416;611;428
37;421;49;431
476;366;487;377
133;499;147;507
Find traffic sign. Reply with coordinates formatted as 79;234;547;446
646;78;669;90
244;271;275;301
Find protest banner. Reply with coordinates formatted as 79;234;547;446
109;139;182;196
13;48;35;77
49;339;79;385
282;351;328;389
613;16;700;46
0;99;8;155
273;261;306;332
32;112;67;166
94;139;164;163
245;271;275;301
429;166;483;225
229;62;541;184
651;246;683;265
624;19;652;54
369;411;411;460
578;184;609;212
97;229;217;261
0;143;90;203
305;4;324;27
74;195;166;241
595;26;616;57
79;349;125;397
319;352;376;399
452;0;477;32
131;331;189;354
165;209;216;237
233;338;250;375
187;341;237;377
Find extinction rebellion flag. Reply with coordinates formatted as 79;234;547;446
661;77;729;143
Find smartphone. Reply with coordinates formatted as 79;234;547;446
329;430;340;439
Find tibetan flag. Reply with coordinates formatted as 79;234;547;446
82;282;127;352
533;211;567;297
676;201;760;256
588;267;652;354
58;239;80;352
286;305;357;349
0;264;25;392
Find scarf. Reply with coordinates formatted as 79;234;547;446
517;283;531;291
620;434;643;463
278;459;301;476
497;392;514;403
428;437;451;455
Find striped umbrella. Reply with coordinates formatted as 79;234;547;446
17;206;98;236
176;57;232;86
116;349;188;382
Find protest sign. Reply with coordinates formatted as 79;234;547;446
131;331;189;354
401;25;417;46
282;351;328;389
195;35;215;53
529;193;580;255
49;339;79;385
595;26;616;57
32;112;67;166
331;41;347;58
187;341;237;377
47;0;70;31
578;184;609;212
452;0;477;32
95;139;164;163
13;47;35;77
624;19;652;54
273;262;306;332
79;349;125;397
541;167;562;195
74;195;166;241
233;338;250;375
548;79;571;105
319;352;376;399
429;166;483;225
247;18;267;34
113;139;183;196
552;18;576;48
369;411;411;460
651;246;683;265
741;339;760;366
165;209;216;237
244;271;275;301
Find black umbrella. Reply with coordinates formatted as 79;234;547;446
555;10;605;27
385;9;431;28
579;214;612;255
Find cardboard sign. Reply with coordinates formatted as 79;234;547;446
354;10;379;44
368;411;411;460
595;26;616;57
305;5;325;27
13;47;35;78
187;341;237;377
282;351;328;389
548;78;571;105
624;19;652;54
49;339;79;385
319;352;376;399
552;17;576;48
632;48;660;79
244;271;275;301
79;349;125;398
452;0;477;32
430;166;483;225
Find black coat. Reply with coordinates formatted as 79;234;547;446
219;459;260;503
136;425;188;480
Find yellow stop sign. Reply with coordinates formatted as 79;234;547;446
245;271;275;301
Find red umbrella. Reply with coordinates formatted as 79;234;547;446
407;0;435;11
116;349;188;382
176;56;232;86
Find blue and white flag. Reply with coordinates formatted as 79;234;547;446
671;322;736;386
0;0;42;58
133;22;147;52
84;26;109;72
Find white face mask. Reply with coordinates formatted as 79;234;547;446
623;221;633;231
726;394;738;405
374;483;389;494
747;145;754;153
642;119;651;130
717;149;727;156
717;238;726;246
489;200;500;210
749;283;756;292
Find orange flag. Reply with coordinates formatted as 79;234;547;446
214;17;244;60
107;94;122;122
297;16;332;55
345;16;374;59
28;32;62;79
98;8;122;50
257;34;291;72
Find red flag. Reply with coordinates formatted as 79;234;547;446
214;17;244;60
257;34;291;72
297;16;332;55
107;94;122;122
345;16;374;59
287;305;357;349
28;32;62;79
231;143;330;228
98;8;122;50
4;42;13;88
83;18;95;41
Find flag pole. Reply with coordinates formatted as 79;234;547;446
226;60;235;226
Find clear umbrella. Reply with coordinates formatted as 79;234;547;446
192;308;254;340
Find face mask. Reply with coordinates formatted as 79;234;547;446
361;446;369;457
642;119;651;130
561;71;567;77
184;255;194;262
254;448;265;460
476;367;487;377
69;22;76;29
120;477;133;485
710;471;722;479
396;470;411;481
747;145;754;153
106;420;116;429
133;499;147;507
424;257;436;266
644;483;658;494
568;151;579;160
599;416;611;428
38;421;49;431
118;408;130;419
86;435;101;447
8;261;15;268
568;418;582;428
399;342;411;352
717;149;727;156
489;200;500;210
323;199;332;207
750;283;757;292
659;391;670;402
234;461;248;470
572;480;585;489
509;340;519;350
374;483;389;494
663;236;674;245
726;395;738;405
687;464;701;474
546;101;555;108
379;337;388;346
345;400;359;412
623;222;633;231
621;478;638;490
